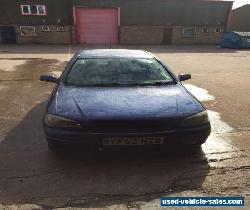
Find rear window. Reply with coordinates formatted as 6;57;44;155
66;58;174;86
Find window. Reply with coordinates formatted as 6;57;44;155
41;26;50;32
215;28;222;33
56;26;65;32
183;28;196;38
37;5;46;15
66;58;174;87
21;5;30;14
30;5;38;14
202;28;209;33
21;5;46;15
20;26;36;37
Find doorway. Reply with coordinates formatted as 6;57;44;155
163;27;173;44
0;26;16;44
75;8;118;44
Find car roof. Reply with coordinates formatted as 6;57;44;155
76;49;154;59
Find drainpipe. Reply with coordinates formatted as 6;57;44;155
69;0;73;44
225;1;233;32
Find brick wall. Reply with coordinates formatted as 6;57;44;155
172;26;224;44
16;25;72;44
14;25;224;45
120;26;164;44
120;25;223;44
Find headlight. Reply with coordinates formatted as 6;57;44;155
44;114;82;129
180;110;209;128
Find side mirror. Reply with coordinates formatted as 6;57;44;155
40;74;59;83
178;74;191;82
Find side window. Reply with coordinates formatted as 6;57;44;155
56;26;65;32
202;28;209;33
20;26;36;37
183;28;196;38
215;28;222;33
41;26;50;32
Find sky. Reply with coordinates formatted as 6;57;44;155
233;0;250;9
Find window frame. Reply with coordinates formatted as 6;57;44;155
202;27;209;33
20;4;47;16
41;26;51;32
215;27;222;33
20;26;36;37
56;26;65;32
183;27;196;38
20;5;31;15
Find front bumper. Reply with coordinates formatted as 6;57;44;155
44;123;211;147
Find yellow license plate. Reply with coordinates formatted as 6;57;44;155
103;137;164;146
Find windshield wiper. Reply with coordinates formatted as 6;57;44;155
136;81;175;86
85;83;137;87
67;81;174;87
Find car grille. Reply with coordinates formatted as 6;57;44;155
85;118;180;133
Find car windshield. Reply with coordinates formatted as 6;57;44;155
66;58;174;86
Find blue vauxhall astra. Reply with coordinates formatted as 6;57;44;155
40;49;211;151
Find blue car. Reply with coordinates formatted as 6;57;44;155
40;49;210;151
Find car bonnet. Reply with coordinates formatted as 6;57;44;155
47;84;204;121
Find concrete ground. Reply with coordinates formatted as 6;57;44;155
0;45;249;210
